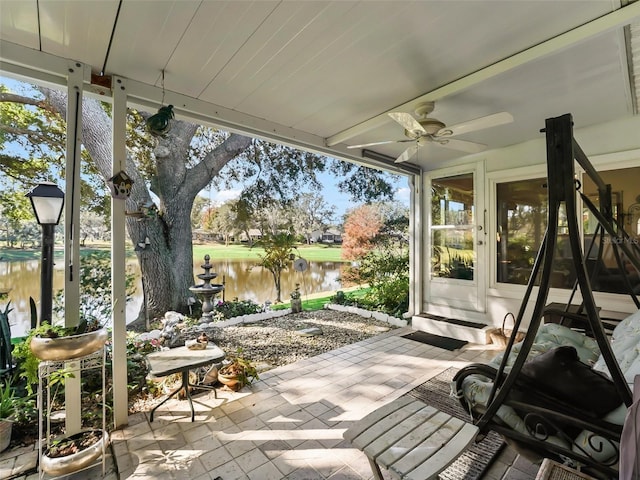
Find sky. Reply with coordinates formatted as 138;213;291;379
207;172;410;221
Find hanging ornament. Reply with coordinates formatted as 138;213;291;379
107;170;134;199
146;69;174;137
146;104;174;137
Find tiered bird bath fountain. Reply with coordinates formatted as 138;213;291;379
189;255;224;323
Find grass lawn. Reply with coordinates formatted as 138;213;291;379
193;242;345;262
273;285;370;311
2;242;345;263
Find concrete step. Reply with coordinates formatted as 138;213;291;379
411;313;491;344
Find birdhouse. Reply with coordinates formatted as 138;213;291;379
107;171;134;199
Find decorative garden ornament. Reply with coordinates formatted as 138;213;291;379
107;170;134;199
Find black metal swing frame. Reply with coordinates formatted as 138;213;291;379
455;113;639;478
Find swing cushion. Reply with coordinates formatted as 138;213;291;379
593;309;640;385
520;345;622;417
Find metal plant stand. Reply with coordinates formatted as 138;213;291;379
38;347;108;478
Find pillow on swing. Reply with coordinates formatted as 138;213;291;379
520;345;622;417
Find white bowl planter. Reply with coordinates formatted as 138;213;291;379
30;328;108;361
40;429;109;477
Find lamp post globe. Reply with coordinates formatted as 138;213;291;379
26;182;65;325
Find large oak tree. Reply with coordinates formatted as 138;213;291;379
0;82;396;324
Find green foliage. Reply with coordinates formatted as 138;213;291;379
11;324;70;394
117;332;162;395
290;192;335;244
53;250;136;328
254;232;296;303
10;395;37;426
214;299;263;319
330;163;397;203
342;208;410;317
330;290;354;306
219;348;258;387
0;380;16;419
348;248;410;317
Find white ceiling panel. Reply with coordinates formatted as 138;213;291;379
105;0;202;86
1;0;639;172
0;0;40;50
38;0;119;70
165;1;280;98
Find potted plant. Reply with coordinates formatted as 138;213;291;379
217;349;258;391
290;284;302;313
0;380;16;452
40;428;110;476
29;316;108;362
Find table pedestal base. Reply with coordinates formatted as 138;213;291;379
150;369;218;422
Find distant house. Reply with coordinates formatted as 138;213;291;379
192;229;216;242
238;229;263;243
321;228;342;244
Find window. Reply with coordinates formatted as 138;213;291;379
496;165;640;293
431;173;475;280
496;177;547;285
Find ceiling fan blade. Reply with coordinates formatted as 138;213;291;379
435;112;513;138
347;140;397;149
434;137;487;153
395;144;420;163
388;112;426;135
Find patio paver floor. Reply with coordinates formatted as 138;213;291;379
3;326;538;480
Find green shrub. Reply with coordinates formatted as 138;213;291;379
214;299;263;319
343;246;409;317
331;290;356;306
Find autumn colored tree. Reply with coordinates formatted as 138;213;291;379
201;205;219;232
342;202;410;315
342;204;384;261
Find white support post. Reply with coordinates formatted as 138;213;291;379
409;172;424;317
111;76;129;428
64;61;84;435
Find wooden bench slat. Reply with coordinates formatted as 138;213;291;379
344;396;480;480
344;396;414;442
401;422;479;480
375;409;450;467
351;400;425;449
390;416;465;475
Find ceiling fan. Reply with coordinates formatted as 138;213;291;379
348;101;513;163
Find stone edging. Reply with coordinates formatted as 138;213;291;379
142;305;409;345
194;304;408;329
323;304;409;327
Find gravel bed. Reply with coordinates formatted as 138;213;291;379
204;309;397;371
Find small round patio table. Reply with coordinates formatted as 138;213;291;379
146;343;225;422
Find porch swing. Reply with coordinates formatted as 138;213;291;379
455;113;640;478
343;114;639;480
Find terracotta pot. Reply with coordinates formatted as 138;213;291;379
41;429;109;476
217;371;242;390
30;328;108;361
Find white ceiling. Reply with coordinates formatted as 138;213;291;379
1;0;639;173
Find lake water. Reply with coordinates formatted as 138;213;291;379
0;258;346;338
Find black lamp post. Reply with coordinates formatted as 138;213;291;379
26;182;65;324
